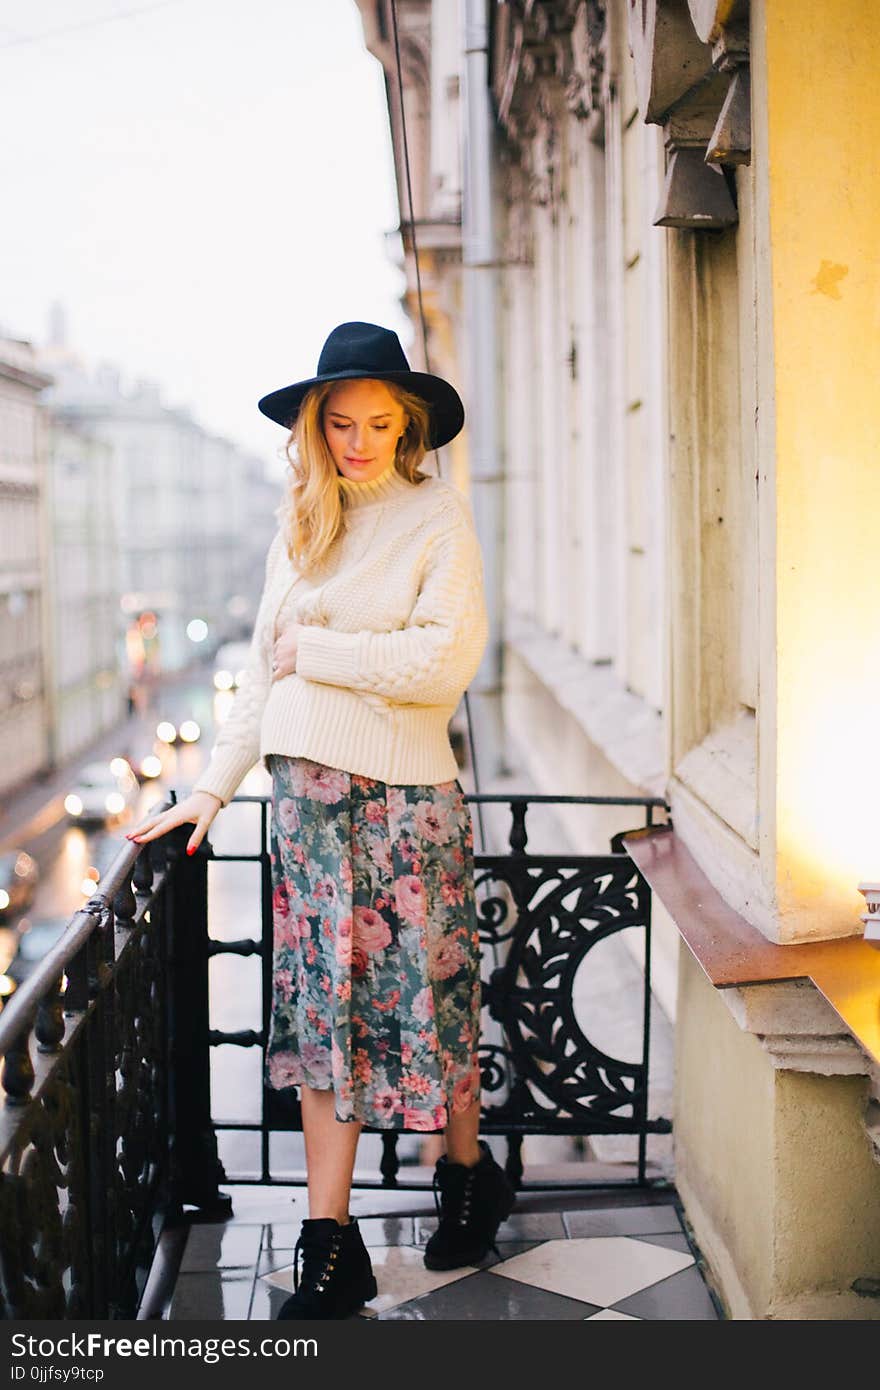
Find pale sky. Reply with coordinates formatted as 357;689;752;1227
0;0;407;470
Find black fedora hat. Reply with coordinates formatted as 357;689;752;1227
257;321;465;450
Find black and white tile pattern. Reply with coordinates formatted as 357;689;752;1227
166;1193;720;1321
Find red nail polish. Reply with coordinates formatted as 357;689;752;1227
186;845;195;855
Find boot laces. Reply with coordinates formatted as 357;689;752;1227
432;1162;478;1228
293;1228;343;1295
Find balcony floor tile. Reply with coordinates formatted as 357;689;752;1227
162;1190;720;1322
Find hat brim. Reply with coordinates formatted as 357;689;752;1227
257;369;465;451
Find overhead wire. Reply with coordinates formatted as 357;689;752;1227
0;1;185;51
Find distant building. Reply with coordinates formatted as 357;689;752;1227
0;336;52;798
42;356;278;674
42;413;122;765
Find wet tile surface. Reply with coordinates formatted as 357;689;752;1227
489;1237;693;1308
179;1222;263;1272
585;1308;640;1321
630;1232;692;1255
378;1270;601;1321
613;1264;720;1320
169;1271;254;1320
563;1204;684;1238
168;1189;720;1322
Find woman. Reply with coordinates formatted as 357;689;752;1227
126;322;515;1320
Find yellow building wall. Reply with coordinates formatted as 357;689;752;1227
676;951;880;1318
767;0;880;936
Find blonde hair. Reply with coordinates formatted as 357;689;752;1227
275;378;434;575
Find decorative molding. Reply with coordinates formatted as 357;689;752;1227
491;2;607;140
626;0;751;227
721;977;880;1163
654;146;738;228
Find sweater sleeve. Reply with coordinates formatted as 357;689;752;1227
293;504;488;706
190;527;284;809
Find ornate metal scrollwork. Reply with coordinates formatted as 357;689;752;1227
475;853;661;1136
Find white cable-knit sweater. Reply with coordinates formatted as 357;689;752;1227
191;458;489;807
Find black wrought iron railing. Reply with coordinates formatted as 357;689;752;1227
0;788;672;1319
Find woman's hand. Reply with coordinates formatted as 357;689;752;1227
271;623;301;682
125;791;223;855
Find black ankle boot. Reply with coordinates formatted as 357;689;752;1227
276;1217;378;1320
423;1140;516;1271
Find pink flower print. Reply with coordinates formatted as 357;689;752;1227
395;874;427;928
305;939;318;965
413;799;452;844
402;1072;432;1097
273;920;294;950
402;1106;440;1131
331;1036;346;1080
335;914;353;966
401;1042;413;1065
429;937;466;981
268;1053;302;1088
411;987;434;1023
439;869;466;907
373;988;401;1014
299;1041;332;1084
351;944;368;977
370;837;394;876
372;1086;401;1120
340;855;353;894
365;800;386;825
352;1050;373;1084
313;873;339;907
353;906;392;954
386;786;407;821
273;967;294;1003
397;835;417;865
302;764;349;803
272;882;291;919
276;797;301;836
352;772;381;795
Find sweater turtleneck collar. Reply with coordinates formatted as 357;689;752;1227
337;457;415;510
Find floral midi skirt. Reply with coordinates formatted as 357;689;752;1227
263;754;483;1131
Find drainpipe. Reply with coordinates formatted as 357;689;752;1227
461;0;504;757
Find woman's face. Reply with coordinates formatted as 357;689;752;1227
322;378;407;484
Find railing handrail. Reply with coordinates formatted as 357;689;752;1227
228;791;670;807
0;795;173;1056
